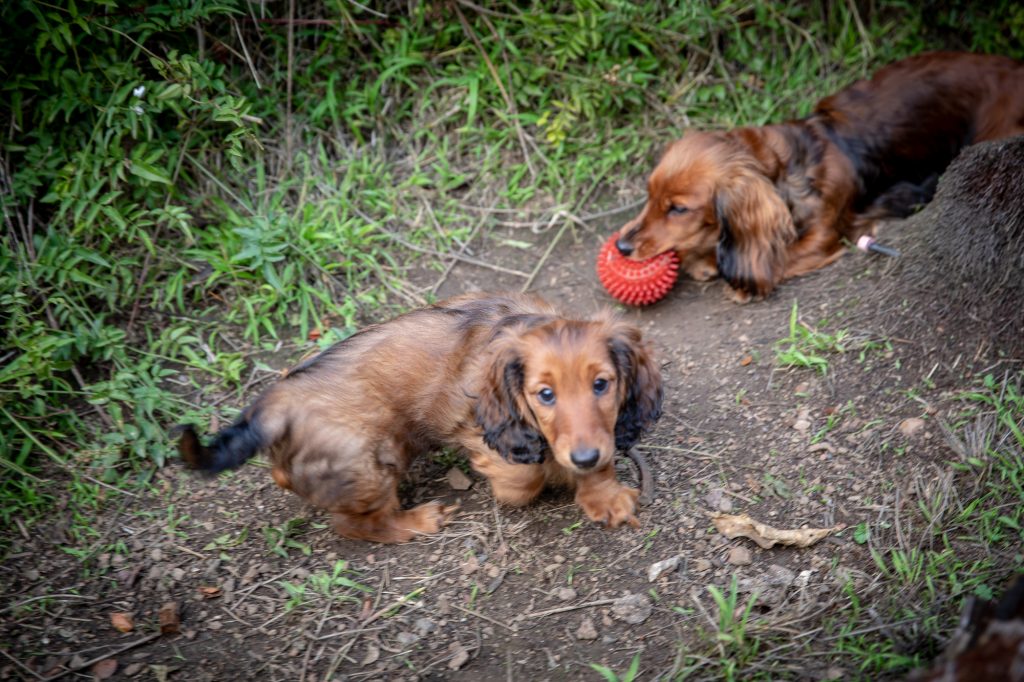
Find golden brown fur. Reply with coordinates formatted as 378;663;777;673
177;293;662;543
615;52;1024;299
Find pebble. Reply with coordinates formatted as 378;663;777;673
727;546;753;566
647;556;681;582
899;417;925;437
554;587;577;602
396;631;419;647
693;558;713;572
576;617;598;640
413;618;436;637
611;593;653;624
446;467;472;490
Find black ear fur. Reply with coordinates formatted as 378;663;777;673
609;327;663;451
475;350;547;464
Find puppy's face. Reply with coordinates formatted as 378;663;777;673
518;323;621;473
476;316;662;473
616;133;729;268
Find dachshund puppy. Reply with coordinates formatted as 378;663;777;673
615;52;1024;299
177;293;662;543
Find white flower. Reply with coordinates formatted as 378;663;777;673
132;105;144;115
133;85;146;98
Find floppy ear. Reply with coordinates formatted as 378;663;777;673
474;344;547;464
608;323;663;451
714;164;796;297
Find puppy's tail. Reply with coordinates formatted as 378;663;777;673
174;415;268;475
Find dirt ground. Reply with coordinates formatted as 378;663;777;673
2;183;1018;681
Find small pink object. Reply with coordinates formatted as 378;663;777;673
596;233;680;306
857;235;901;258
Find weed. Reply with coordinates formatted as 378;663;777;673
589;652;641;682
774;302;848;374
262;518;311;559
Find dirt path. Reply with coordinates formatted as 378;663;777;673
1;210;992;681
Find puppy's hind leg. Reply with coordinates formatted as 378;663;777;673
330;491;457;544
290;437;456;544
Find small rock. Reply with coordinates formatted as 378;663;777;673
611;593;653;625
150;548;163;562
446;467;472;491
24;568;40;582
576;617;598;640
448;642;470;670
396;631;419;647
460;555;479;575
824;666;845;680
360;643;380;667
92;658;117;680
158;601;180;634
413;618;436;637
554;587;577;602
170;567;185;582
793;419;811;433
718;496;733;513
693;558;713;572
123;663;144;677
899;417;925;437
727;546;753;566
647;556;681;582
704;488;725;510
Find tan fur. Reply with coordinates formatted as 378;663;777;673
616;52;1024;299
184;293;662;543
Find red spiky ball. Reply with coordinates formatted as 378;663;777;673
596;233;680;306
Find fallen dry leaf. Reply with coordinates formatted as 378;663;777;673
110;611;134;633
740;354;753;366
158;601;180;634
360;643;380;667
198;585;222;599
711;512;844;549
92;658;118;680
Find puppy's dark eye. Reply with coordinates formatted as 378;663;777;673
538;388;556;405
667;205;689;216
593;378;609;395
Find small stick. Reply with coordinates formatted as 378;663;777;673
450;603;517;632
0;648;44;680
42;632;161;681
522;598;618;619
623;447;655;505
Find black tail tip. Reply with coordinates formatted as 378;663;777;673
171;423;212;472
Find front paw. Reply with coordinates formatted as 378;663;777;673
577;482;640;529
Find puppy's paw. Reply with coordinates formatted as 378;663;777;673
686;261;719;282
408;500;459;535
578;482;640;529
726;284;753;304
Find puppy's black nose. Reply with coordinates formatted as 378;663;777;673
615;238;634;257
570;448;600;469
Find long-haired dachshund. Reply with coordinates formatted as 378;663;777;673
615;51;1024;299
177;293;662;543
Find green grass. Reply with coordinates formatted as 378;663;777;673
2;1;1024;676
